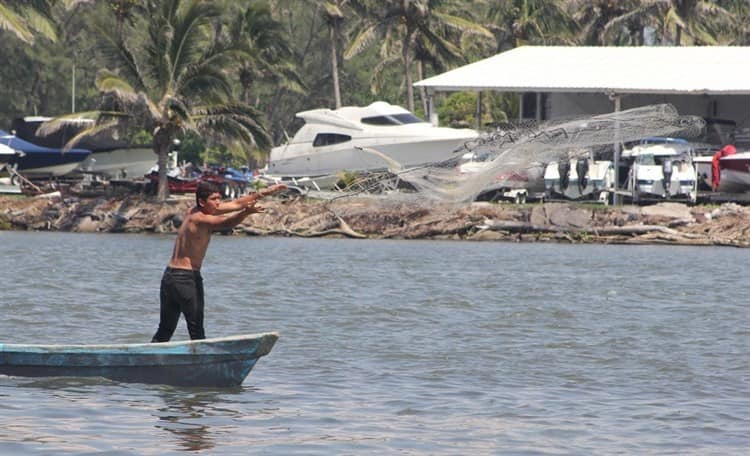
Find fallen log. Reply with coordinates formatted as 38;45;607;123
241;216;367;239
481;219;704;239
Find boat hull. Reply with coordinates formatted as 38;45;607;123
79;147;156;179
270;137;473;179
8;150;91;176
692;152;750;193
0;332;278;387
716;153;750;193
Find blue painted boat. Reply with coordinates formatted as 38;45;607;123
0;332;278;387
0;129;91;177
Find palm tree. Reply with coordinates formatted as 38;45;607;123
489;0;576;50
641;0;738;45
569;0;639;46
346;0;491;112
229;1;304;106
88;0;270;201
107;0;146;43
225;0;303;166
723;0;750;44
321;1;345;108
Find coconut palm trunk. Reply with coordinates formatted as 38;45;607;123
330;23;342;109
403;28;416;113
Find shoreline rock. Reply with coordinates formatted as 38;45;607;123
1;194;749;247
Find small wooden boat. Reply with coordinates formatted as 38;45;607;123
0;332;278;387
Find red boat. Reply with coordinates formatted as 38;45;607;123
145;169;244;198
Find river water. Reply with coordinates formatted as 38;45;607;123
0;231;748;455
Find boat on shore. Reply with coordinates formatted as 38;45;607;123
543;158;615;203
0;130;91;178
621;137;698;203
713;151;750;192
693;145;750;193
11;116;155;179
0;332;279;387
266;101;478;188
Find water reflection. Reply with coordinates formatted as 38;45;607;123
155;386;250;452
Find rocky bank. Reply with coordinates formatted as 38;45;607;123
1;193;750;247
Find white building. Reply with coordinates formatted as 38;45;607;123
415;46;750;144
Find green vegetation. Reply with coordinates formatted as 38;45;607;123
1;0;748;193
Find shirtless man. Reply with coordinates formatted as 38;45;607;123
151;181;287;342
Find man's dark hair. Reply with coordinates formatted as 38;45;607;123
196;181;222;207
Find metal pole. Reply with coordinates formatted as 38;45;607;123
476;91;483;130
612;94;622;205
71;61;76;113
535;92;542;121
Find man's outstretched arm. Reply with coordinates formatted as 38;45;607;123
216;184;287;214
195;203;263;230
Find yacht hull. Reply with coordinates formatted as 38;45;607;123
270;137;473;178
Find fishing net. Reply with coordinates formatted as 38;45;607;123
324;104;705;203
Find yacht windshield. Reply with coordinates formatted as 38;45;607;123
360;113;423;126
313;133;352;147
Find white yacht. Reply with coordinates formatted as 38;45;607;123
267;102;478;186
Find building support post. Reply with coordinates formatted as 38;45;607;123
535;92;542;121
476;91;483;130
427;90;438;126
611;92;622;205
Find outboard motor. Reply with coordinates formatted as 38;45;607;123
576;158;589;193
558;160;570;191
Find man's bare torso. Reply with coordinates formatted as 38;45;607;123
168;207;212;271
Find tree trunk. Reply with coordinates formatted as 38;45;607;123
403;31;415;113
156;146;170;201
154;128;173;202
330;23;342;109
418;60;427;116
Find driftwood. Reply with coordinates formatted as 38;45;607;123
481;219;704;239
241;215;366;239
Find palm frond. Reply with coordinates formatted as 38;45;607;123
36;114;121;152
96;70;138;99
177;62;234;103
192;104;272;151
0;4;35;43
432;11;493;39
93;21;149;93
61;119;122;152
161;95;191;126
344;22;380;59
96;71;162;122
169;0;219;82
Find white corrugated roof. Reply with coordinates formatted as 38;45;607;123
414;46;750;95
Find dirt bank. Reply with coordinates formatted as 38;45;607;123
1;193;749;247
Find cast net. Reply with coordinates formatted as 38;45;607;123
326;104;705;203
